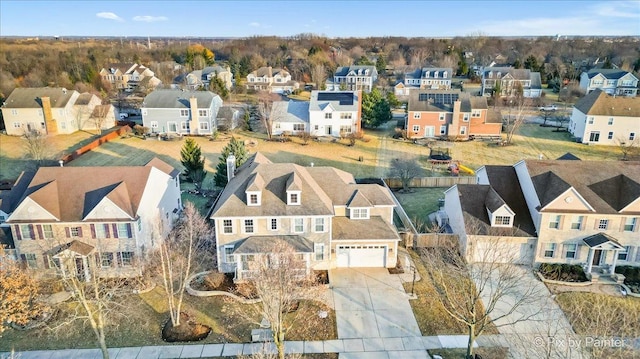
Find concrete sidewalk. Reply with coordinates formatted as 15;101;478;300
1;335;484;359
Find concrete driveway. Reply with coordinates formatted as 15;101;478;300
330;268;422;339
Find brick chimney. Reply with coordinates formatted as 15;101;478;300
449;99;461;137
189;96;199;135
40;96;57;135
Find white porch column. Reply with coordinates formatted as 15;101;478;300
610;250;618;275
586;248;594;274
83;257;90;282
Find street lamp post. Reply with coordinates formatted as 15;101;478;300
410;265;417;297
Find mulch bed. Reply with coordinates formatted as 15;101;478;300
162;312;211;342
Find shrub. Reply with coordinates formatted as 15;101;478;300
202;272;226;290
539;263;587;282
235;282;257;299
132;125;149;136
615;266;640;283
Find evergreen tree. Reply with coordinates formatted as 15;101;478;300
375;55;387;74
180;138;205;186
214;137;249;187
361;89;391;128
524;55;539;72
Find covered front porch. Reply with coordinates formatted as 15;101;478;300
582;233;626;281
46;240;96;282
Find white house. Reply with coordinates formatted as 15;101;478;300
327;65;378;93
579;69;638;97
480;67;542;98
2;158;182;279
309;91;361;137
246;67;299;94
271;101;309;135
394;67;453;96
1;88;115;136
141;89;223;135
568;89;640;145
186;65;233;90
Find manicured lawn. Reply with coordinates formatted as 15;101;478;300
0;286;337;352
393;187;447;225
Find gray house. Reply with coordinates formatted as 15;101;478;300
141;89;222;135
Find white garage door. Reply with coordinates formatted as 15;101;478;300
336;245;387;267
472;240;534;265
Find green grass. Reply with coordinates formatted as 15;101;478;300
393;187;447;225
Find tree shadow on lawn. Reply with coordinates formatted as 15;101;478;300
266;150;380;178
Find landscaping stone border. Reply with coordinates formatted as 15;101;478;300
537;271;640;297
186;271;262;304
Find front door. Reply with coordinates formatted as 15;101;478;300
425;126;435;137
75;257;86;281
325;125;332;136
592;249;602;266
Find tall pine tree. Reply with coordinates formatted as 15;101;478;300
214;137;249;187
180;138;205;186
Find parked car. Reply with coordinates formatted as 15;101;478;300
119;113;129;120
538;104;558;111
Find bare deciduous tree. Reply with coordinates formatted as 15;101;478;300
615;136;639;161
258;92;281;140
388;157;423;192
22;129;52;163
0;252;46;333
91;103;111;135
239;242;322;359
504;96;531;145
157;202;212;328
421;233;542;358
310;64;326;90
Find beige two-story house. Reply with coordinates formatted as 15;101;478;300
99;63;161;92
245;67;299;94
480;66;542;98
210;153;400;281
2;158;181;280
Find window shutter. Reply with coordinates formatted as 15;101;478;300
628;247;635;262
116;252;122;267
112;224;119;238
105;224;111;238
561;244;566;259
37;225;44;240
28;224;35;239
90;224;96;239
65;227;71;238
126;223;132;238
15;225;22;241
43;255;50;269
78;227;83;237
20;254;26;263
619;217;626;231
575;244;581;260
94;253;101;267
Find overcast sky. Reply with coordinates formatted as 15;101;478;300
1;0;639;37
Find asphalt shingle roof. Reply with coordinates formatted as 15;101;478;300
4;87;76;109
271;101;309;123
573;89;640;117
142;89;219;109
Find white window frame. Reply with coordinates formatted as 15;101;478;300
325;112;332;119
243;219;255;234
247;191;261;206
588;117;594;124
314;243;325;261
549;215;561;229
181;121;190;131
13;122;21;128
412;125;420;133
269;218;279;231
463;114;470;122
292;218;305;233
624;217;637;232
598;219;608;230
180;109;189;117
198;109;208;117
314;217;326;233
20;225;32;239
24;253;37;268
293;123;305;132
439;113;446;121
224;246;235;263
608;118;614;125
472;110;481;117
340;125;352;134
618;246;630;261
440;125;447;135
117;223;128;238
570;216;583;230
150;121;159;129
222;219;234;234
288;191;301;205
607;131;613;140
42;224;54;239
70;227;81;237
543;243;556;258
494;216;511;226
350;208;370;219
119;252;134;266
630;133;636;141
413;112;421;119
101;253;113;268
199;122;210;131
564;244;577;259
460;126;467;135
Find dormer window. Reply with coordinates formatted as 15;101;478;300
288;192;301;205
350;208;370;219
247;191;261;206
494;216;511;226
245;173;264;206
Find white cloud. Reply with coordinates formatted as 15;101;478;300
133;15;168;23
589;1;640;18
96;12;124;22
249;22;260;27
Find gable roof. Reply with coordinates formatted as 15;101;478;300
310;91;359;112
210;153;395;218
574;89;640;117
271;101;309;123
524;160;640;214
3;87;77;109
335;65;377;77
233;235;314;254
6;158;176;223
142;89;220;109
483;166;536;236
585;69;637;80
557;152;581;161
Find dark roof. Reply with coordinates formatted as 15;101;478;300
524;160;640;214
585;69;635;80
484;166;537;236
573;89;640;117
142;89;220;109
317;92;355;105
0;171;36;215
233;235;314;254
582;233;625;249
557;153;581;161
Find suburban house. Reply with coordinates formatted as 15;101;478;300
394;67;453;96
443;165;537;264
309;91;362;137
210;153;400;281
568;89;640;145
245;67;299;94
1;87;115;136
271;101;310;136
99;63;162;92
480;66;542;98
579;69;638;97
443;159;640;276
326;65;378;93
406;90;502;139
141;89;223;135
2;158;182;279
216;106;242;131
185;65;233;90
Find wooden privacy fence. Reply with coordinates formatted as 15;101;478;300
385;176;475;189
409;233;459;249
61;126;131;164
